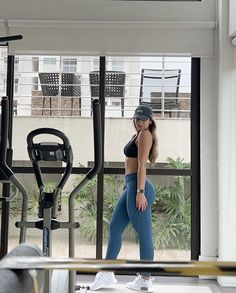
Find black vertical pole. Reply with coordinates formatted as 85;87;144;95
96;56;105;259
0;55;15;258
191;58;201;260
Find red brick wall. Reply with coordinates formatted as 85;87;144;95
31;90;81;116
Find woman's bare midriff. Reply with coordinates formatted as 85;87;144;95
125;157;138;175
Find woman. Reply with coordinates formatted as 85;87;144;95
90;104;158;292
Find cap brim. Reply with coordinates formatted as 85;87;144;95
132;114;149;121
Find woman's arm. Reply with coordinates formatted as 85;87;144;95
136;130;152;211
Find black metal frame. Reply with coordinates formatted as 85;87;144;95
0;55;15;259
191;58;201;260
1;55;200;262
12;167;191;176
96;57;106;258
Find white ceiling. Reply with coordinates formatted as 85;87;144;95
0;0;217;56
0;0;216;22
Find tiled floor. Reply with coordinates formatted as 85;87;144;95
76;284;216;293
76;275;234;293
79;285;214;293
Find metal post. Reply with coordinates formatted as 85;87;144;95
96;56;105;259
43;208;52;293
191;58;201;260
0;55;14;258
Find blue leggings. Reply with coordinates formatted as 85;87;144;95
106;173;156;262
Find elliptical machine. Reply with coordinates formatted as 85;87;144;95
0;96;45;293
0;96;28;244
16;127;74;257
15;99;102;293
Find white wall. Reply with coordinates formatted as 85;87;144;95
200;57;218;262
217;0;236;287
229;0;236;37
11;116;190;195
12;117;190;165
12;117;94;165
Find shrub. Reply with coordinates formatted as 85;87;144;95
73;157;191;250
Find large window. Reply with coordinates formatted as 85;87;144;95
43;57;57;65
0;47;7;97
63;58;77;73
0;54;199;262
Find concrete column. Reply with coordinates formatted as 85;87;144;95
217;0;236;287
199;57;218;270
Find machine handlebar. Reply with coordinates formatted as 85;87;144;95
0;97;14;178
86;99;102;180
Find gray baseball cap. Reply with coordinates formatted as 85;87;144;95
132;104;153;121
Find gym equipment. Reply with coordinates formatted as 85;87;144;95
0;243;44;293
0;34;23;257
1;257;236;277
15;126;74;293
14;98;102;293
2;255;236;293
16;127;74;255
0;35;23;43
0;96;28;243
1;95;102;292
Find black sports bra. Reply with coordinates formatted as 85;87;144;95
123;135;138;158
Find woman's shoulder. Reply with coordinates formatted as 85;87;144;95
137;130;152;140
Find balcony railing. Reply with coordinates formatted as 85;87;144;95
0;54;191;119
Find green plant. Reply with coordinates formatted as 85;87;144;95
152;157;191;250
0;184;23;218
73;157;191;250
28;182;68;214
74;174;125;242
74;175;98;241
3;182;63;218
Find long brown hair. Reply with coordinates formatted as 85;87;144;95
148;118;158;164
133;118;158;164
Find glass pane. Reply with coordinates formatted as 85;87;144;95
12;55;102;167
7;171;97;258
4;54;98;256
2;54;192;261
0;46;8;255
104;56;191;167
0;46;7;97
152;173;191;261
103;56;191;261
102;174;191;261
6;172;190;259
72;174;97;258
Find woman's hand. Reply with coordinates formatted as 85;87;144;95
136;193;148;211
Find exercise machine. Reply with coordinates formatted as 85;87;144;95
16;127;74;256
0;96;43;292
0;35;23;258
15;127;74;293
0;96;28;244
15;98;102;293
0;243;44;293
1;95;102;292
